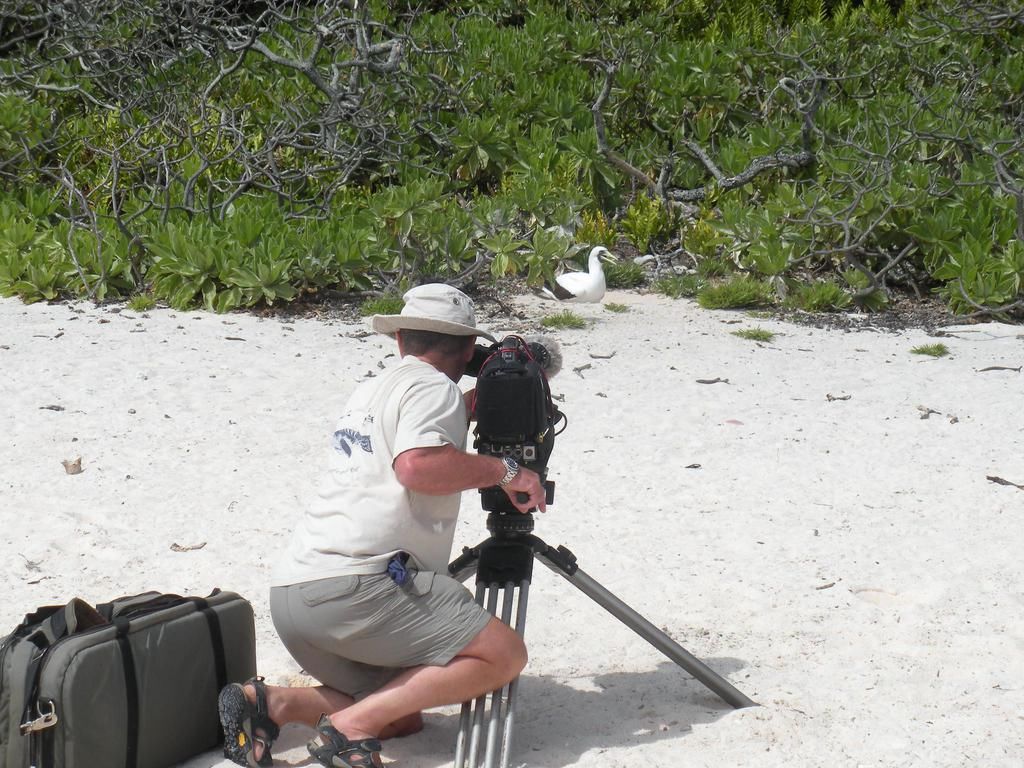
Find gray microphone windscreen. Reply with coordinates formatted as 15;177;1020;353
528;335;562;378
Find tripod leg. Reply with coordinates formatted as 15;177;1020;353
466;584;502;767
455;581;488;768
451;535;537;768
481;584;517;768
535;549;757;709
499;579;530;768
457;576;531;768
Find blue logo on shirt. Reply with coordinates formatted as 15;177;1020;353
333;428;373;456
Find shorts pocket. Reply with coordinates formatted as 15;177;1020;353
406;570;435;597
299;575;361;606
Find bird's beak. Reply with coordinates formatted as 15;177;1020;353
600;250;619;263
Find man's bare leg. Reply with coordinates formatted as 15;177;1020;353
253;683;423;737
323;616;527;741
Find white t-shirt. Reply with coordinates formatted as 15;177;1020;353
272;356;468;586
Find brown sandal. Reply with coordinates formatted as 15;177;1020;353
307;714;383;768
218;676;280;768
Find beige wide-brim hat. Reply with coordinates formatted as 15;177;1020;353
371;283;496;342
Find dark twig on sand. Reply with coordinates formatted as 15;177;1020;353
987;475;1024;491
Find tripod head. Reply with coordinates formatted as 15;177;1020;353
486;511;535;538
469;335;563;516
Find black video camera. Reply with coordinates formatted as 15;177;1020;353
467;335;562;513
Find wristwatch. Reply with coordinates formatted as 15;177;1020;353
498;456;520;487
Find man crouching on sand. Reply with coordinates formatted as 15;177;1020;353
218;283;547;768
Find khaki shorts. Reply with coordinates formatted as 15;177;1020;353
270;571;492;699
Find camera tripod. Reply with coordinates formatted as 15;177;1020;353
447;511;756;768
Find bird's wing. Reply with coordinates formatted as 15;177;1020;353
544;278;577;300
555;272;592;293
556;270;606;302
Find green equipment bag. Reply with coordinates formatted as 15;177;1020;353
0;589;256;768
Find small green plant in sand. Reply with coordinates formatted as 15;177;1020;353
697;276;774;309
360;295;404;316
732;327;775;342
911;343;950;357
127;294;156;312
604;302;630;313
655;274;704;299
541;310;587;329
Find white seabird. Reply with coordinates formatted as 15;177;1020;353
540;246;617;303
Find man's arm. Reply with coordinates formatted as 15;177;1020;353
393;445;546;513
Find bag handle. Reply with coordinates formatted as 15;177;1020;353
97;588;222;620
19;599;108;738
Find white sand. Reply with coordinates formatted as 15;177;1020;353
2;292;1022;768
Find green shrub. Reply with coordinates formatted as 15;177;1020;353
621;194;675;253
655;273;704;298
787;280;852;312
604;301;630;312
0;2;1018;321
604;260;646;288
145;221;299;312
576;210;617;248
696;256;734;279
683;217;726;258
0;247;65;303
447;115;515;192
844;269;890;312
526;228;576;287
934;235;1024;317
480;230;530;280
697;276;775;309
